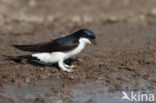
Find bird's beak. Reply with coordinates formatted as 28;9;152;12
91;39;97;45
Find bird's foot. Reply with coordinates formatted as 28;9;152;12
63;65;75;72
69;65;76;68
63;68;74;72
59;61;75;72
64;64;76;68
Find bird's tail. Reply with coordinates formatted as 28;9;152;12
12;44;39;52
3;55;38;63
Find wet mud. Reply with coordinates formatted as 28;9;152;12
0;0;156;103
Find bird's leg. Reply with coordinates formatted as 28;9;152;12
58;60;73;72
64;63;76;68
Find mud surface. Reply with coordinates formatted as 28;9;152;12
0;0;156;103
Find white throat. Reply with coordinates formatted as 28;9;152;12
64;38;91;59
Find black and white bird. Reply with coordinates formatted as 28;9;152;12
12;29;96;72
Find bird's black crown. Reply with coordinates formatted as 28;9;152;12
73;29;96;39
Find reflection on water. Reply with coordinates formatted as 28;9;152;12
0;80;155;103
71;91;156;103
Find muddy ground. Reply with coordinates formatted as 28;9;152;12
0;0;156;103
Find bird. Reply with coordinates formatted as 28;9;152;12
11;29;97;72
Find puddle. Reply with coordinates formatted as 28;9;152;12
71;91;156;103
0;80;155;103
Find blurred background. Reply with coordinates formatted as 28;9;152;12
0;0;156;103
0;0;156;34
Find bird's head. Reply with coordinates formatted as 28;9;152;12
73;29;97;45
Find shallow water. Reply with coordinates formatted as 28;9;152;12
71;91;156;103
0;80;155;103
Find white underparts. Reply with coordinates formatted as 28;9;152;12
32;38;91;72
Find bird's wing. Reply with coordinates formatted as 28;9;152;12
13;36;79;52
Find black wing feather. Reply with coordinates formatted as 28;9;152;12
12;35;79;52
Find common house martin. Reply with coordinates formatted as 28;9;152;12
11;29;97;72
